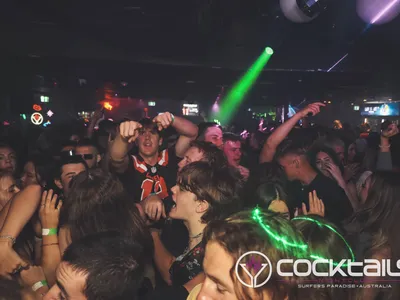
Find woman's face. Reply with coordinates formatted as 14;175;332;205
0;147;17;174
315;152;333;178
0;175;20;206
348;143;356;163
170;184;199;221
21;161;39;188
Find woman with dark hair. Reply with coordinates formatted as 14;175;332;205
148;161;242;299
346;171;400;300
0;153;55;278
21;153;55;189
308;145;358;210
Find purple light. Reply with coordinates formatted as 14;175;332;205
327;53;349;72
212;102;219;112
371;0;399;24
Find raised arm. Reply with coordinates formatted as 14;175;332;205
259;102;325;163
109;121;142;173
0;184;42;276
377;124;398;171
153;112;198;158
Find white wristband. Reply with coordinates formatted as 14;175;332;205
32;280;47;292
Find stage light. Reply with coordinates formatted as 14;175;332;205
280;0;328;23
327;53;349;72
357;0;400;25
265;47;274;55
103;102;113;110
371;0;399;24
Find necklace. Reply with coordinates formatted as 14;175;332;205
189;232;203;239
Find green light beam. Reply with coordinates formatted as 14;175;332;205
216;48;273;124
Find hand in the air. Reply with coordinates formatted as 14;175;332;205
302;190;325;217
39;189;62;229
299;102;325;118
382;123;399;138
119;121;142;143
153;112;174;131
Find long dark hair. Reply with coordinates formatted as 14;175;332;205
26;153;55;188
60;169;153;259
308;145;344;174
346;172;400;299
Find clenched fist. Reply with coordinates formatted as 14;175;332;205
153;112;174;131
119;121;143;143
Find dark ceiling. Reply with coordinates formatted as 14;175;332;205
1;0;400;105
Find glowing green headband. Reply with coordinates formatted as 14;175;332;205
251;208;355;266
252;207;308;251
292;216;355;264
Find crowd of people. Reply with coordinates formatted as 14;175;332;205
0;102;399;300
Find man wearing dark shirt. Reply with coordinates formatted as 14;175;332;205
109;113;198;203
276;140;353;226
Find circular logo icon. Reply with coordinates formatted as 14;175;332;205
235;251;272;288
31;112;43;125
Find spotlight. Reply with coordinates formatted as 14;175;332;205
265;47;274;55
280;0;328;23
357;0;400;25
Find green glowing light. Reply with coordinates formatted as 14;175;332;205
292;216;355;263
252;208;355;268
252;208;308;251
213;119;221;125
215;48;274;124
265;47;274;55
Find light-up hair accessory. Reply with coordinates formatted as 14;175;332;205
292;216;356;265
252;208;308;253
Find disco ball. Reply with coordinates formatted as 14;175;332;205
280;0;329;23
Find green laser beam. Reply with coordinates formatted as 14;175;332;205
216;49;273;124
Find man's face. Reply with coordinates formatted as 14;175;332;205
136;127;162;158
0;147;17;174
56;163;86;196
197;241;237;300
44;262;87;300
75;146;100;169
223;141;242;167
334;145;345;163
278;154;299;182
178;147;204;171
204;127;223;148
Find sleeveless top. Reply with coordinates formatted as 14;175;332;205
169;241;205;286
